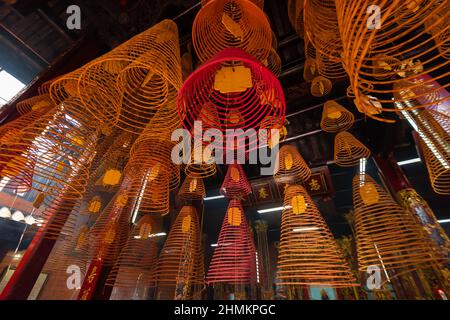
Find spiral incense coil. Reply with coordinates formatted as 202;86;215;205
193;0;272;64
264;48;282;77
277;185;358;287
207;200;258;285
259;116;288;148
274;144;311;183
0;99;98;200
86;188;134;266
424;8;450;59
334;131;371;167
184;144;217;179
287;0;304;36
78;19;181;128
352;173;440;278
106;215;160;290
202;0;264;8
178;48;286;152
310;76;332;97
49;67;85;105
336;0;449;123
414;109;450;195
320;100;355;133
178;176;206;201
303;58;318;82
304;0;343;63
154;206;205;300
16;94;54;115
38;79;53;95
115;20;182;133
220;164;252;199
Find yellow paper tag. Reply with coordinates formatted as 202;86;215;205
182;215;192;233
230;167;240;182
214;66;253;94
291;195;307;214
228;207;242;226
359;183;379;205
222;13;243;39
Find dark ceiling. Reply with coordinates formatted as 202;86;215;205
0;0;448;246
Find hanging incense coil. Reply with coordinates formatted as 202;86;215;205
0;98;98;201
49;67;85;105
277;185;358;287
264;48;282;77
86;188;134;266
334;131;371;167
184;144;218;179
154;206;205;300
193;0;272;63
336;0;449;122
207;200;258;285
310;76;332;97
201;0;264;8
259;116;288;148
78;19;181;129
352;173;441;279
125;136;179;216
320;100;355;133
178;48;286;152
415;109;450;195
16;94;54;115
106;215;161;292
303;58;318;82
178;176;206;201
287;0;304;36
424;8;450;59
303;0;343;64
115;20;182;133
274;144;311;183
220;164;252;199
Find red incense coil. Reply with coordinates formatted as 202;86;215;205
220;164;252;199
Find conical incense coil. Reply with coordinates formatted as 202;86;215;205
274;144;311;183
16;94;55;115
220;164;252;199
320;100;355;133
0;99;98;201
287;0;304;36
277;185;358;287
106;215;160;290
178;176;206;201
207;200;258;285
78;19;181;128
264;48;282;77
334;131;371;167
202;0;264;8
178;48;286;152
129;135;180;191
192;0;272;63
115;20;182;133
424;8;450;59
415;109;450;195
310;76;332;97
352;173;441;279
86;188;134;266
336;0;449;122
49;67;85;105
184;146;217;179
154;206;204;299
304;0;343;64
259;116;288;148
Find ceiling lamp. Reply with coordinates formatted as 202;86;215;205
0;207;12;219
207;200;258;286
154;206;204;300
192;0;272;63
274;144;311;184
178;48;286;152
277;185;358;287
334;131;371;167
220;163;252;199
336;0;449;122
320;100;355;133
352;173;442;280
